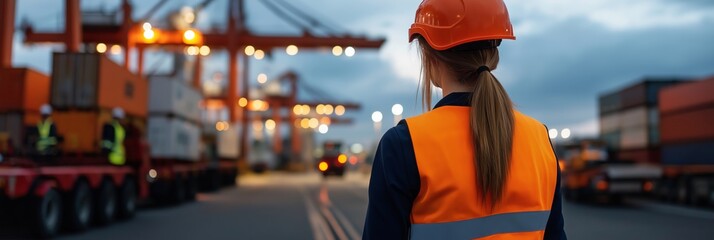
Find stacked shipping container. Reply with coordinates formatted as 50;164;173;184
659;77;714;165
0;68;50;151
599;79;684;163
50;53;147;153
147;76;201;161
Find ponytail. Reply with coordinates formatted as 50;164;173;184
470;65;514;206
417;37;514;207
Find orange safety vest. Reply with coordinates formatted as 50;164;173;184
406;106;558;239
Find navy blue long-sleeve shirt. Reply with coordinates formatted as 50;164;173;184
363;92;566;239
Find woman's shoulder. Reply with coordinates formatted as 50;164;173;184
380;120;412;146
514;110;546;128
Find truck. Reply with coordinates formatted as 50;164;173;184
318;141;347;177
654;76;714;206
0;53;239;237
560;140;661;203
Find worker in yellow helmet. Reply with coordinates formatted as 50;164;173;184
102;107;126;165
34;104;58;157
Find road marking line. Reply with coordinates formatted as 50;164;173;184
329;204;362;240
320;205;350;240
302;189;334;240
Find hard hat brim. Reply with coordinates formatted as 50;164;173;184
409;25;515;51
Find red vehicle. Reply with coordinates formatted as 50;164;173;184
0;62;238;237
318;141;347;177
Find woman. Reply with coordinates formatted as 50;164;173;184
363;0;566;239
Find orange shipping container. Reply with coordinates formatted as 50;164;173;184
52;110;113;153
51;53;147;117
0;68;50;112
660;107;714;144
659;76;714;114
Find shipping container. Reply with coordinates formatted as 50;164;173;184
660;107;714;144
659;76;714;115
51;53;148;117
620;126;648;149
662;141;714;165
148;76;201;122
598;92;621;115
217;124;240;159
147;116;200;161
619;80;684;110
0;68;50;112
599;113;621;134
0;112;42;150
51;110;112;153
601;131;621;150
617;148;660;163
620;106;649;129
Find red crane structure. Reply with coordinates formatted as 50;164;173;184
17;0;384;167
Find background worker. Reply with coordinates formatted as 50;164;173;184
363;0;566;239
102;107;126;166
33;104;58;157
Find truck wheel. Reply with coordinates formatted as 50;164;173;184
205;171;221;192
94;179;117;225
676;178;690;205
655;180;672;201
117;177;137;219
170;176;186;204
31;188;62;238
185;175;198;201
64;180;92;231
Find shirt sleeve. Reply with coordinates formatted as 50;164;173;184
544;125;567;240
363;121;420;240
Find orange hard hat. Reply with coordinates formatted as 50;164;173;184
409;0;515;50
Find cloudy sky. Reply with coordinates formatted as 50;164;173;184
11;0;714;149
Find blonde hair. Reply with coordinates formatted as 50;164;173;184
417;37;515;206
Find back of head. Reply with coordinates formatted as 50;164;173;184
410;0;516;207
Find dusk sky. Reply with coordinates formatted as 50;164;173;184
11;0;714;150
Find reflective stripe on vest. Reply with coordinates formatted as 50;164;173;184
410;211;550;240
406;107;558;239
108;121;125;165
36;119;56;151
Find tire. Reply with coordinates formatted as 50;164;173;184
655;180;671;201
31;188;62;238
94;179;117;225
185;175;198;201
676;177;690;205
170;176;186;204
64;180;92;231
117;177;137;219
607;195;623;205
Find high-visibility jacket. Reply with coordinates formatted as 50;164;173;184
102;121;126;165
406;107;558;239
363;92;565;240
36;118;57;152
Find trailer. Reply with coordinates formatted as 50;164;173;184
560;140;661;203
654;76;714;206
0;134;227;237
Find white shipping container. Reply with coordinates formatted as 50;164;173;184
148;76;202;122
620;106;648;129
147;116;200;161
620;126;648;149
217;124;240;159
600;113;621;133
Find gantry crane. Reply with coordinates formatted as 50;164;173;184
18;0;384;167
